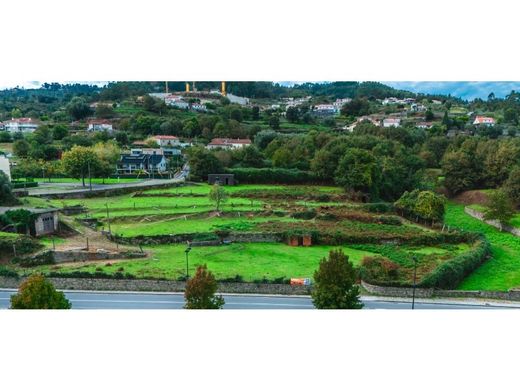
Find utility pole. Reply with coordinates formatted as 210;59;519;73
88;160;92;191
412;256;418;310
105;203;112;234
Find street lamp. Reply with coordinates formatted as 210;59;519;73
412;256;418;310
185;244;192;279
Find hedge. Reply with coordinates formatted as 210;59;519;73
419;237;491;289
226;167;321;184
11;181;38;189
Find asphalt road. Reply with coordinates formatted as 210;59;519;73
1;290;517;309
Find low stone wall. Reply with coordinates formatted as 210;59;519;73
464;207;520;237
361;280;520;301
112;232;283;246
53;250;146;263
0;276;311;295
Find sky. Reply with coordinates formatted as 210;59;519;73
2;81;520;101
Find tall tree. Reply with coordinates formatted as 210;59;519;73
312;249;363;309
10;274;71;309
209;184;228;211
184;265;225;309
66;97;93;120
484;190;515;230
61;146;99;186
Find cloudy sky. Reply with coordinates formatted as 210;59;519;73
2;81;520;101
384;82;520;100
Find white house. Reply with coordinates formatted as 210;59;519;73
0;155;11;180
152;135;182;156
473;116;496;126
3;118;39;133
312;104;339;117
87;119;113;132
206;138;252;150
382;118;401;128
416;122;434;129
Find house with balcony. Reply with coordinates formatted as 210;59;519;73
206;138;252;150
117;149;167;174
3;118;39;133
87;119;113;132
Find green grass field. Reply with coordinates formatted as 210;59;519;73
36;243;378;281
445;203;520;291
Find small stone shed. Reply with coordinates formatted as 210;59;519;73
208;173;235;186
0;207;59;237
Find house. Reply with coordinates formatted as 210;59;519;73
0;155;11;180
206;138;252;150
152;135;180;148
312;104;339;117
117;149;167;174
0;207;59;236
416;122;434;129
382;118;401;128
333;98;352;110
3;118;39;133
226;93;250;106
152;135;181;156
191;103;207;112
87;119;113;132
410;103;427;112
208;173;235;186
473;116;496;126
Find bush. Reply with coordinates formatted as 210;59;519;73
0;266;19;278
12;251;55;267
11;181;39;189
227;167;320;184
361;202;394;213
419;238;491;289
291;208;317;220
359;256;401;284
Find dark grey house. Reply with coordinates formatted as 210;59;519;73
116;149;167;174
208;174;235;185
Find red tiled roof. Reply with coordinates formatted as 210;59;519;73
473;116;495;124
7;117;36;124
208;138;252;146
87;119;112;125
154;135;179;140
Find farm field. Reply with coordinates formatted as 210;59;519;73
110;215;297;237
445;203;520;291
33;241;469;282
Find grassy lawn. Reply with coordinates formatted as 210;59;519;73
445;203;520;291
35;242;378;281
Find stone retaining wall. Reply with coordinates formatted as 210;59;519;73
112;232;283;246
464;207;520;237
361;280;520;301
0;276;311;295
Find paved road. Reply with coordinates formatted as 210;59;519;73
24;177;184;196
1;290;517;309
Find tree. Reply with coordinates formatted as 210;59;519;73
95;104;115;118
209;184;228;211
504;166;520;207
61;146;100;186
484;190;515;230
269;115;280;130
10;274;71;309
92;141;120;182
52;124;69;140
13;139;30;158
186;146;222;181
340;98;370;117
251;106;260;121
334;148;380;199
0;171;17;205
66;97;93;120
311;249;363;309
286;106;300;123
184;265;225;309
425;109;434;121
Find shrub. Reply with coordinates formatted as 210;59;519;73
0;266;19;278
12;251;55;267
359;256;401;284
227;167;320;184
361;202;394;213
419;238;491;289
291;208;317;220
